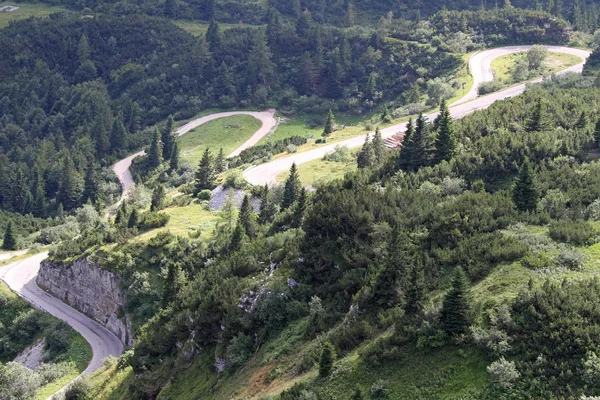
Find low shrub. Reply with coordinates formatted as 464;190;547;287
549;220;598;246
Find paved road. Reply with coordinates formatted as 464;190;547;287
0;253;123;376
243;45;590;186
112;110;277;198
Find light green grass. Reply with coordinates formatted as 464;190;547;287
178;115;262;164
276;156;358;186
491;51;583;83
135;203;219;242
0;2;67;28
90;362;134;400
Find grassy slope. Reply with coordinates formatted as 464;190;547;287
178;115;262;164
0;2;67;28
491;51;583;83
276;157;357;186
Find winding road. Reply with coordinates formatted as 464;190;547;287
0;254;123;385
0;45;590;398
243;45;591;185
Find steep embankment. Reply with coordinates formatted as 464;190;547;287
242;45;590;185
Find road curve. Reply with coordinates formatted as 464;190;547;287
0;253;123;377
243;45;590;185
112;110;277;198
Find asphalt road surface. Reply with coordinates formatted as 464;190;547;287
242;45;591;186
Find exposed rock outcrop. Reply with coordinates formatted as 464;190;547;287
37;258;134;348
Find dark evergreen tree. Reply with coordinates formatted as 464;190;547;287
238;194;257;238
404;264;425;316
512;158;539;212
371;126;386;164
230;222;245;251
351;385;364;400
2;221;17;250
170;141;180;171
291;187;307;228
248;30;275;86
296;10;313;38
397;117;415;171
357;134;374;169
127;208;139;229
77;33;90;64
148;127;163;169
203;0;215;20
162;115;175;162
323;109;335;137
365;72;377;101
162;263;183;308
282;163;301;209
344;2;356;27
128;102;141;135
576;111;588;129
325;50;343;99
110;117;127;153
527;97;551;132
92;118;110;156
83;165;98;203
440;267;470;336
434;99;456;163
206;19;221;53
594;118;600;149
32;174;47;218
259;185;278;224
58;154;80;211
318;341;335;378
195;149;215;193
401;113;432;171
151;185;166;212
215;148;226;174
165;0;176;18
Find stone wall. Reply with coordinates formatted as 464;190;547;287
37;258;134;348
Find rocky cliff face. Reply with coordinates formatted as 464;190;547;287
37;258;134;348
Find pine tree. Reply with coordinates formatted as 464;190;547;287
319;341;336;378
203;0;215;20
129;102;141;135
401;113;432;171
58;154;80;211
248;30;275;86
323;109;335;137
404;264;425;316
215;148;226;174
165;0;176;18
230;222;245;251
576;111;588;129
344;2;356;27
195;149;215;193
434;99;456;163
259;185;278;224
83;165;98;204
527;97;551;132
148;127;163;169
238;194;257;238
371;126;386;164
162;116;175;162
78;34;90;64
162;263;183;308
512;158;539;212
151;185;166;212
127;208;139;229
325;50;343;99
440;267;470;336
33;175;47;218
291;187;307;228
92;118;110;156
2;221;17;250
594;119;600;149
357;134;374;169
397;118;415;171
206;19;221;53
170;141;180;171
282;163;301;209
110;117;127;153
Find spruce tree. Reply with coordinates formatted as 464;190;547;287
323;109;335;137
162;263;183;308
230;222;245;251
527;97;551;132
92;118;110;156
151;185;166;212
357;134;374;169
33;177;47;218
206;19;221;53
434;99;456;163
162;115;175;162
83;165;98;203
148;127;163;169
404;264;425;316
397;117;415;171
195;149;215;193
594;118;600;149
238;194;256;238
215;148;226;174
58;154;80;211
401;113;432;171
318;341;335;378
440;267;470;336
282;163;301;209
372;126;386;164
512;158;539;212
291;187;307;228
110;117;127;153
170;141;180;171
127;208;139;229
344;2;355;27
259;185;278;224
576;111;588;129
2;221;17;250
165;0;176;17
78;34;90;64
365;72;377;101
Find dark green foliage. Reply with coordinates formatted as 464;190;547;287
64;378;91;400
433;99;456;163
399;114;433;172
195;149;216;193
228;137;308;168
238;195;257;238
151;185;166;212
319;341;335;377
282;163;301;209
127;208;139;229
82;165;98;204
527;97;551;132
323;109;335;137
404;264;425;316
291;187;308;228
162;116;175;162
110;117;127;153
259;185;278;224
2;221;17;250
148;128;163;169
371;127;386;165
215;148;226;174
549;220;598;246
57;154;82;211
440;267;470;336
512;158;539;212
170;141;180;171
594;118;600;149
357;134;375;169
162;263;183;308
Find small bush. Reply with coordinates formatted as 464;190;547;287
549;220;598;246
45;322;71;354
64;377;92;400
478;80;504;95
323;145;352;163
197;190;212;201
554;245;586;271
138;212;170;230
487;357;520;390
117;349;133;370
